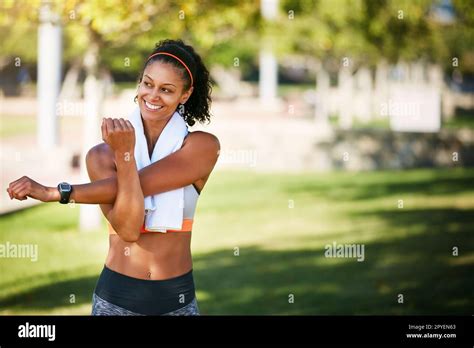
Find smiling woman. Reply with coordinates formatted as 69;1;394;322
136;40;211;128
7;39;220;316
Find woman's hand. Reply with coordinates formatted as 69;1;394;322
6;176;57;202
102;118;135;155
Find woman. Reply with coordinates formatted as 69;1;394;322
6;39;220;316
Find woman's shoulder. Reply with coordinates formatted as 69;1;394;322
185;131;220;150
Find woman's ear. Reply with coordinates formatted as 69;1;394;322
180;86;194;104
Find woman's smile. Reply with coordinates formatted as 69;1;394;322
143;100;164;111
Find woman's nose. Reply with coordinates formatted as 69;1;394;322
149;88;161;101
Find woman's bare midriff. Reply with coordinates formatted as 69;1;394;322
104;177;207;280
105;232;193;280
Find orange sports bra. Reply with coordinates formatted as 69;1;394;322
108;184;200;235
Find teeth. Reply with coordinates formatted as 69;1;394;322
145;101;162;110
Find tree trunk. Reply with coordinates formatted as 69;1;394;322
338;68;354;129
37;2;61;149
59;58;82;100
79;35;103;232
259;0;279;106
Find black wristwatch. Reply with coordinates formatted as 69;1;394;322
57;182;73;204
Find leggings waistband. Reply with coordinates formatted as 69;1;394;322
94;265;196;315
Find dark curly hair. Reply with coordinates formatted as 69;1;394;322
137;39;212;127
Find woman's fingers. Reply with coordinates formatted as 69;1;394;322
118;118;127;130
125;120;134;131
9;179;25;196
15;187;30;200
101;118;107;140
113;118;122;131
103;117;132;135
17;188;30;200
8;177;37;201
9;177;28;191
8;177;47;202
10;182;28;200
7;186;15;199
102;117;135;153
105;118;115;135
9;176;26;188
12;182;28;197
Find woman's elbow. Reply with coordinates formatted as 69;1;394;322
115;224;141;243
110;209;144;243
122;236;139;243
118;231;140;243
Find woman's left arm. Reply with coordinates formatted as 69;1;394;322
7;131;220;204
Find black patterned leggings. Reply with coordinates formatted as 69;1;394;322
91;293;200;316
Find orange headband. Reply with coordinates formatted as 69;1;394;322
147;52;194;87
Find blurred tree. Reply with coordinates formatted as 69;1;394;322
277;0;444;69
177;0;261;94
0;0;261;84
171;0;260;71
0;0;39;69
274;0;358;72
276;0;471;74
445;0;474;75
1;0;470;79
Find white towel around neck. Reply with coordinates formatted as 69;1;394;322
128;107;188;232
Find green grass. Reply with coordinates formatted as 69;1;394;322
0;168;473;315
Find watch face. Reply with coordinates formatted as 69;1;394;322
59;183;71;191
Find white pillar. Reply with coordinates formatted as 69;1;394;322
315;68;330;123
374;61;389;119
338;68;353;129
354;67;373;122
411;61;425;85
259;0;279;106
79;43;103;232
37;2;61;149
259;51;278;104
314;67;333;139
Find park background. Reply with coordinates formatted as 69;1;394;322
0;0;473;315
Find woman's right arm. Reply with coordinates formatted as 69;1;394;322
86;143;144;242
83;118;143;242
53;131;220;205
7;130;220;207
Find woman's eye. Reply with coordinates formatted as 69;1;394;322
162;88;171;93
144;82;152;87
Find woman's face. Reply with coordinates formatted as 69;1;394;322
137;61;193;122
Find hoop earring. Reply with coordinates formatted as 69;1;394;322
134;95;138;104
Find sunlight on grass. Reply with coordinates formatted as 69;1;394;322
1;168;473;314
